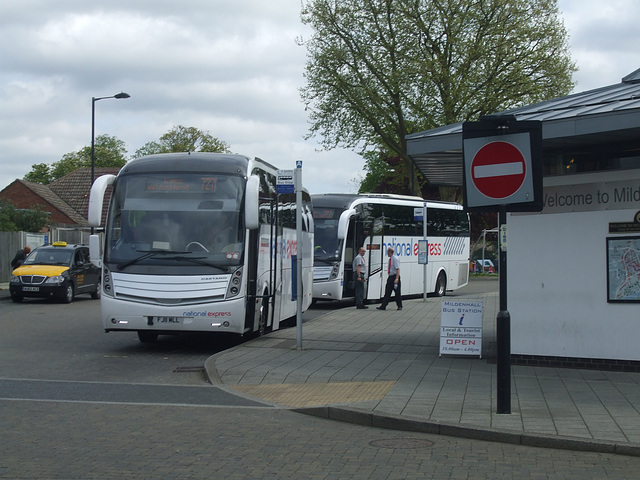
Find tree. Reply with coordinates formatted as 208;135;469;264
0;199;50;232
299;0;576;193
23;163;52;184
23;135;127;184
134;125;230;157
22;127;232;186
359;150;416;195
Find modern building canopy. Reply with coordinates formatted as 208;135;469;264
406;68;640;186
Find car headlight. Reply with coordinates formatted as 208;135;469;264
10;275;19;283
45;276;65;284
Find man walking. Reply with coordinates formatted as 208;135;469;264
377;246;402;310
353;247;368;309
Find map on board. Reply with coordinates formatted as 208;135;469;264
607;237;640;302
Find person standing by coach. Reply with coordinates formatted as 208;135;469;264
377;246;402;310
353;247;368;309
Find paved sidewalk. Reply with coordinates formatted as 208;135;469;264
205;291;640;457
0;282;11;301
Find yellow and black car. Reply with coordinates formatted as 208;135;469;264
10;242;101;303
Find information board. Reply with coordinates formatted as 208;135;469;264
418;240;428;265
276;170;294;194
439;299;483;357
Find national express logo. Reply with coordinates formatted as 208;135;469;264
183;311;232;318
382;237;467;257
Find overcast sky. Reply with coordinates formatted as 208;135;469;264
1;0;639;195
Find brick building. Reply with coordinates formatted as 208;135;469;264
0;167;121;228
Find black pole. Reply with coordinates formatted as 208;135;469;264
89;92;130;235
496;205;511;414
90;97;97;235
91;97;97;189
90;92;130;188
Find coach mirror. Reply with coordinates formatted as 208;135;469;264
244;175;260;230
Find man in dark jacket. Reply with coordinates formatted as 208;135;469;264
10;246;31;270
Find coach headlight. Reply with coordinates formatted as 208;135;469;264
102;268;113;297
226;268;242;298
329;262;340;280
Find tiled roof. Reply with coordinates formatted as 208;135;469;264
49;167;121;218
19;180;89;225
0;167;122;227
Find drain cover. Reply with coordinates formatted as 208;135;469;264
173;366;205;373
369;438;434;449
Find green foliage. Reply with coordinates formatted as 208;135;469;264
23;163;52;184
359;151;415;195
300;0;576;193
134;125;230;157
23;135;127;184
23;126;231;186
0;199;50;232
0;200;17;231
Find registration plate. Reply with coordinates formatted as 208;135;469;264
23;286;39;292
155;316;183;324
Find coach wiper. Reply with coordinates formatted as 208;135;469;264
315;253;340;263
116;249;191;270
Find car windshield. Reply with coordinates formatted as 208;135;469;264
104;173;245;272
24;248;72;266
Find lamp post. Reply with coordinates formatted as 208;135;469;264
90;92;130;187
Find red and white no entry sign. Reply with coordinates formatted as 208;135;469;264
471;141;526;199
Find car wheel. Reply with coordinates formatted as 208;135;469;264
91;278;101;299
63;283;74;303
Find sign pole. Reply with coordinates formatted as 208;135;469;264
295;161;303;350
496;204;511;413
462;117;542;415
423;202;428;301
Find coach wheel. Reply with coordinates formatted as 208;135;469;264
258;295;269;336
435;272;447;297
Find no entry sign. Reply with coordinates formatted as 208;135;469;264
471;141;526;199
463;131;538;209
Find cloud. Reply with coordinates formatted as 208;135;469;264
0;1;365;194
558;0;640;92
1;0;639;196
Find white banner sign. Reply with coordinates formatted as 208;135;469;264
541;179;640;214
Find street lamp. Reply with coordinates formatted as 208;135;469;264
90;92;130;186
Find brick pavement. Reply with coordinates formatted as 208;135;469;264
206;291;640;457
2;400;639;479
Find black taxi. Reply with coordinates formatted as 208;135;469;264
10;242;101;303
